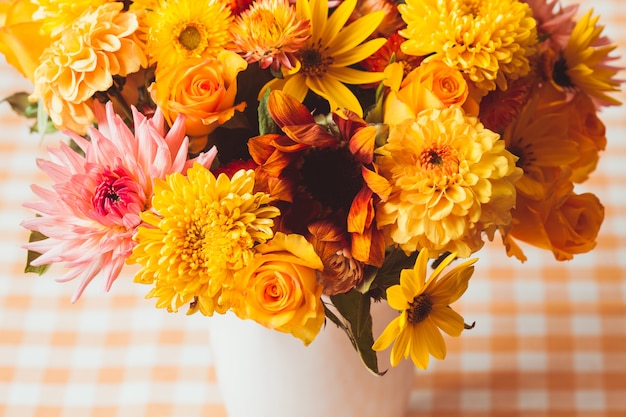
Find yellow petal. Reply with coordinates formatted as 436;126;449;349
372;315;401;352
429;306;465;337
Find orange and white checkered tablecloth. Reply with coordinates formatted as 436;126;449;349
1;1;625;416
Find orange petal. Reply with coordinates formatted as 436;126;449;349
268;90;315;127
349;125;376;164
282;124;338;147
351;226;385;267
361;166;391;200
348;187;373;234
248;134;282;165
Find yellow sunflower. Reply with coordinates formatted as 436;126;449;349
373;249;477;369
144;0;233;68
128;164;280;316
399;0;538;94
262;0;387;117
551;9;622;106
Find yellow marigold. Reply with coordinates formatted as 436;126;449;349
128;164;280;316
30;2;147;134
144;0;233;68
230;0;310;71
399;0;538;93
375;107;522;258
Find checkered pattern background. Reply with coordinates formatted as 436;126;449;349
1;1;625;416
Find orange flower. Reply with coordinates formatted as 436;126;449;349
151;51;248;151
0;0;49;82
232;232;325;345
559;93;607;183
306;219;364;296
30;3;146;134
505;177;604;261
249;90;389;268
383;60;469;126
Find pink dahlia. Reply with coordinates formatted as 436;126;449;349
22;101;217;303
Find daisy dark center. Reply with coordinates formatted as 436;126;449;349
419;144;459;176
508;140;535;170
552;55;573;88
300;146;363;212
298;42;333;77
407;293;432;324
92;167;144;219
178;24;203;51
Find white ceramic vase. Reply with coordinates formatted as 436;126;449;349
208;301;414;417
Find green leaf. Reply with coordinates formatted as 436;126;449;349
24;230;50;275
257;88;279;136
364;247;419;297
2;92;38;118
29;117;57;134
330;291;385;376
36;98;48;140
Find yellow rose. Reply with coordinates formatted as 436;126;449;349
151;51;248;152
0;0;49;82
232;232;325;346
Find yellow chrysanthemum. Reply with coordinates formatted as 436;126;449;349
30;2;147;134
552;9;622;106
262;0;387;117
230;0;310;71
128;164;280;316
144;0;233;68
31;0;111;38
376;107;522;258
399;0;538;93
373;250;477;369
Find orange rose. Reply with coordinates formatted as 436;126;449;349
415;60;469;108
151;51;248;151
507;178;604;261
0;0;49;82
383;60;469;126
232;232;325;345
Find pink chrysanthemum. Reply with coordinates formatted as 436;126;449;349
22;102;217;303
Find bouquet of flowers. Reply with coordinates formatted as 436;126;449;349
0;0;621;375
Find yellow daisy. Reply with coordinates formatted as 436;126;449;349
552;9;622;106
144;0;233;68
373;250;477;369
128;164;280;316
262;0;387;117
399;0;538;94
